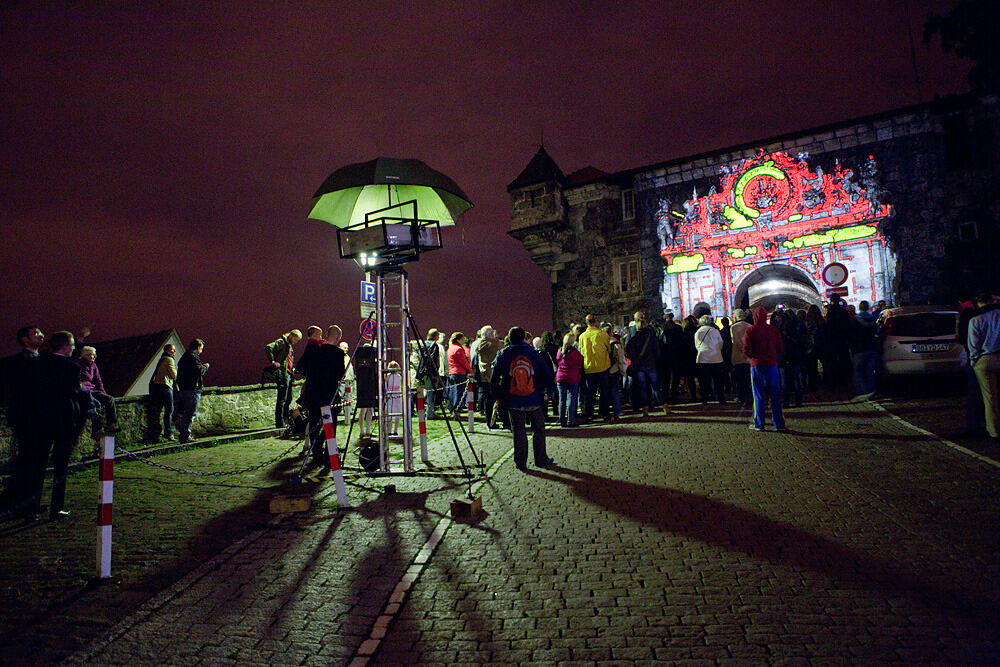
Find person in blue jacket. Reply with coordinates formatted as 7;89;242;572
490;326;556;471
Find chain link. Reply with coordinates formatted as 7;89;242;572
115;438;305;477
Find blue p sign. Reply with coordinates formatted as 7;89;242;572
360;281;376;304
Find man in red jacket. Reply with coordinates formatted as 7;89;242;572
743;306;787;431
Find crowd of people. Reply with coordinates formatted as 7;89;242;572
0;325;212;520
413;298;888;429
4;291;998;516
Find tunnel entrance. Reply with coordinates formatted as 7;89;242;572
733;264;822;312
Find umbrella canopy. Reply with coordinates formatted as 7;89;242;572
308;157;474;228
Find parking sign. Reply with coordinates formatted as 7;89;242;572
360;281;376;304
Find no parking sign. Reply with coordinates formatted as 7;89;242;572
360;319;376;341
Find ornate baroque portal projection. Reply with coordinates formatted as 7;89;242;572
657;151;896;315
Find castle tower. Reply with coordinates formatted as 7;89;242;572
506;146;574;283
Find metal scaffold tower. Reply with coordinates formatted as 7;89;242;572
373;269;413;472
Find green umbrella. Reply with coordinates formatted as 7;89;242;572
308;157;473;228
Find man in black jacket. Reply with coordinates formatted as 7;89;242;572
625;314;668;417
0;325;44;515
297;326;346;465
175;338;210;443
27;331;85;519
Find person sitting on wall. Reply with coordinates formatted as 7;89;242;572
77;345;119;438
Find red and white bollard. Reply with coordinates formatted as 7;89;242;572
320;406;350;508
466;380;475;433
416;387;428;460
96;434;114;579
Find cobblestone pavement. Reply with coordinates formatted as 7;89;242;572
4;398;1000;665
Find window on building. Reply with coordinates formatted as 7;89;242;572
529;187;545;208
622;189;635;220
958;220;979;242
616;257;641;294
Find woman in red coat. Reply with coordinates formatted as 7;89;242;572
446;331;473;416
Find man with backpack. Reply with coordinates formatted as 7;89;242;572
490;326;556;471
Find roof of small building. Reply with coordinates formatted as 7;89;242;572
507;145;565;191
565;166;609;186
91;329;177;397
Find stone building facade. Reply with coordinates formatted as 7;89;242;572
508;92;1000;329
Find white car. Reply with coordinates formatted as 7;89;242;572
876;306;967;375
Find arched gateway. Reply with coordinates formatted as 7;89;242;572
658;150;896;316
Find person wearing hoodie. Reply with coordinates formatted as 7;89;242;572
743;305;786;431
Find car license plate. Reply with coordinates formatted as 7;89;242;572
912;343;950;353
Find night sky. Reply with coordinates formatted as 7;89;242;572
1;2;970;386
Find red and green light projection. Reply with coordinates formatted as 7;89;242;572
658;150;895;314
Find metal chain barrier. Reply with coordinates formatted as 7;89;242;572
115;438;305;478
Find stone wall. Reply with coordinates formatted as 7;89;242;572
509;92;1000;325
0;383;281;472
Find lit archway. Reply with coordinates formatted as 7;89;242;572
733;264;822;312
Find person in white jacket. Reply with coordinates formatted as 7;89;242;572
694;314;726;404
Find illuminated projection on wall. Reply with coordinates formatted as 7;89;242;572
657;150;896;315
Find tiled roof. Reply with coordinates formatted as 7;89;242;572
507;145;565;191
565;166;609;186
92;329;175;397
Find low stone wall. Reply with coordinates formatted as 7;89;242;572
0;383;283;473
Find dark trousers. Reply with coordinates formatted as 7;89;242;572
174;389;201;441
26;425;76;516
275;373;293;427
732;363;751;405
478;381;494;418
583;370;612;419
696;363;726;403
510;406;548;467
150;383;174;437
90;391;118;430
3;423;37;513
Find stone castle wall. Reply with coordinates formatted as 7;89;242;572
0;383;281;472
509;94;1000;328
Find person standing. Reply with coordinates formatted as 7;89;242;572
473;325;502;424
625;314;668;417
175;338;210;444
968;293;1000;441
265;329;301;429
743;306;786;432
694;314;726;404
416;329;442;419
729;310;752;407
446;331;473;416
297;326;347;465
849;300;879;398
555;332;584;427
0;325;44;514
490;326;556;471
149;344;177;441
27;331;85;519
578;314;613;422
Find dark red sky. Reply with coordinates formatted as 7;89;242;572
1;2;969;386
